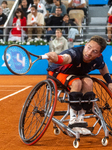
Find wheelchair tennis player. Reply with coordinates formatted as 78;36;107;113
46;35;112;130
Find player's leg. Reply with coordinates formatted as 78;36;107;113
69;79;85;127
77;77;95;122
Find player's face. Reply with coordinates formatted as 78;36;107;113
83;40;101;63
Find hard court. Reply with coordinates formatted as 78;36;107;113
0;75;112;150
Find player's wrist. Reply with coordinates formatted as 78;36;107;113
103;73;112;84
55;55;64;64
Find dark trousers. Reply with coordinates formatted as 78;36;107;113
46;28;56;42
0;30;3;39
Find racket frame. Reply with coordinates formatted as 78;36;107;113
4;44;42;75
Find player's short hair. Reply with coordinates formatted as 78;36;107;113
89;35;107;53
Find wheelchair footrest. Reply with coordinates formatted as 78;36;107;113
68;122;88;128
72;127;91;135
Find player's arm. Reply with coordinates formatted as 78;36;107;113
99;64;109;76
45;52;72;65
99;64;112;92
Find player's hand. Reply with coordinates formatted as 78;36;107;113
45;52;58;63
108;83;112;92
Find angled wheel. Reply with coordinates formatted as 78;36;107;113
101;137;108;146
19;79;57;145
73;139;80;148
92;77;112;136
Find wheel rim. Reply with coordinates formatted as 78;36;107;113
19;79;57;145
92;77;112;134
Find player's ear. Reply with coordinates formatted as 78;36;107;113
85;42;88;47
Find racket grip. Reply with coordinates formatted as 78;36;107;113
41;55;48;59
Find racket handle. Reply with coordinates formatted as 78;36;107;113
41;55;48;59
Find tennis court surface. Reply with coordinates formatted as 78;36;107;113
0;75;112;150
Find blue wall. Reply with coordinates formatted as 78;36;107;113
0;45;49;75
89;0;108;5
0;45;112;75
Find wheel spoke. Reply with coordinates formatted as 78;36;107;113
19;79;57;145
92;77;112;135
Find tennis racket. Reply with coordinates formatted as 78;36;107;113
4;44;48;75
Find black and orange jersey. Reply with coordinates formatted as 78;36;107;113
47;46;105;76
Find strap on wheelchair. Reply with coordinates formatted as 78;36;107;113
47;71;91;90
64;74;91;87
47;74;69;91
64;75;79;87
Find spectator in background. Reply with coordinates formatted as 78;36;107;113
49;28;68;54
8;8;27;42
108;0;112;7
41;0;55;13
19;0;33;7
18;0;30;18
1;1;10;17
51;0;67;16
107;15;112;43
33;0;47;17
46;7;63;42
0;5;7;38
27;5;44;40
108;6;112;16
62;14;79;42
67;0;87;16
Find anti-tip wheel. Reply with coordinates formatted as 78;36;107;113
73;139;80;148
101;137;108;146
54;128;60;135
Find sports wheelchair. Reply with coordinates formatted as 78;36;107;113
18;75;112;148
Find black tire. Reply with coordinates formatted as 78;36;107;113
19;79;57;145
92;77;112;136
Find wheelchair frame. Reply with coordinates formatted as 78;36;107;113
18;76;112;148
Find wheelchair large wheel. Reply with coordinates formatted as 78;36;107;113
19;79;57;145
92;77;112;136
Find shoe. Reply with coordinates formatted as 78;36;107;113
69;107;77;125
107;39;111;44
77;109;86;122
68;108;88;128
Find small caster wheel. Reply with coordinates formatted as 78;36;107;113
101;137;108;146
54;127;60;135
73;139;80;148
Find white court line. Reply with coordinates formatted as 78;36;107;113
0;85;30;87
0;90;17;91
0;86;32;101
